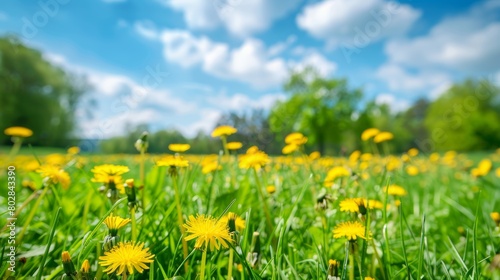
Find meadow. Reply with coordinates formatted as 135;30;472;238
1;127;500;280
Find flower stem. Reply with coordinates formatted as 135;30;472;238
122;272;128;280
228;248;234;280
252;168;273;232
17;186;50;245
200;244;208;280
349;250;355;280
173;176;189;272
140;149;146;211
221;136;230;156
130;207;137;241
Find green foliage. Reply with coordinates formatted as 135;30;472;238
269;68;362;154
424;79;500;151
0;36;88;147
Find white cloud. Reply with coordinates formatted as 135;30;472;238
384;1;500;72
165;0;301;37
376;63;451;93
158;30;336;88
207;93;286;111
375;93;410;112
297;0;420;47
134;21;159;40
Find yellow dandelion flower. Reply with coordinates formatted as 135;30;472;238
266;185;276;194
4;126;33;138
91;164;129;176
246;146;260;154
227;141;243;150
99;242;154;275
211;125;237;138
156;155;189;168
62;251;72;263
202;160;221;174
324;166;350;186
471;159;492;177
168;143;191;153
407;148;419;157
430;153;440;163
67;146;80;155
363;199;384;209
333;221;366;241
285;132;308;145
361;128;379;141
374;131;393;143
365;277;375;280
491;212;500;225
37;165;71;189
219;212;246;232
406;165;419;176
339;198;365;213
282;144;299;155
309;151;321;160
349;150;361;162
239;150;270;170
384;184;407;196
183;214;232;251
104;213;131;231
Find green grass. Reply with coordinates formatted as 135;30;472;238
0;147;499;280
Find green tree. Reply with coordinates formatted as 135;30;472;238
269;68;362;154
0;36;88;147
424;79;500;151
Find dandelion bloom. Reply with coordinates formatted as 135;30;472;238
407;148;419;157
374;131;393;143
211;125;237;138
406;165;419;176
491;212;500;225
282;144;299;155
384;184;407;196
67;146;80;155
339;198;365;213
333;221;366;241
219;212;246;232
156;155;189;168
37;165;71;189
104;213;131;232
471;159;492;177
91;164;130;179
202;160;221;174
361;128;379;141
365;277;375;280
4;126;33;138
285;132;308;145
183;214;232;251
363;199;384;209
309;151;321;160
227;142;243;150
99;242;154;275
239;150;270;170
324;166;350;186
266;185;276;194
168;143;191;153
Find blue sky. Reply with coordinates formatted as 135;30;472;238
1;0;499;138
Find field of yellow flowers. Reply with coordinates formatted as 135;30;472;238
1;126;500;280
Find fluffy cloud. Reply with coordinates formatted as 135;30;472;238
376;63;451;93
297;0;420;47
159;30;336;88
207;92;286;111
165;0;301;37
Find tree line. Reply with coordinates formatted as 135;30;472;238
2;36;499;154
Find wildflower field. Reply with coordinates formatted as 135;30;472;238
1;127;500;280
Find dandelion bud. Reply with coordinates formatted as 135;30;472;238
135;131;149;153
327;259;340;280
61;251;77;278
79;259;91;280
125;179;138;210
491;212;500;227
103;235;119;252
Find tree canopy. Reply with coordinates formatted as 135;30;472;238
0;36;88;147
